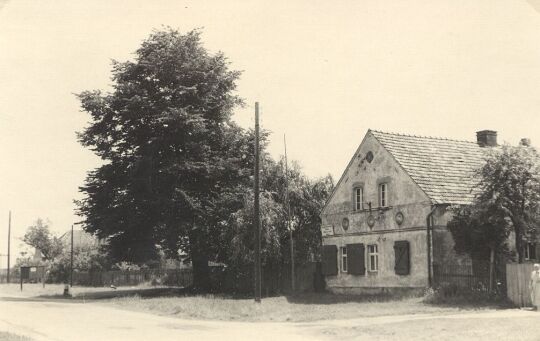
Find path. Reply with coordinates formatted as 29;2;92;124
1;295;538;341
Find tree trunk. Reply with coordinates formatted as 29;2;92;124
489;246;495;294
189;217;210;292
515;223;524;263
191;249;210;292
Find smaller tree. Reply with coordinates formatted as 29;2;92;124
448;202;511;258
22;219;63;261
475;144;540;263
448;202;512;293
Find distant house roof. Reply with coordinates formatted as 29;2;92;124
370;130;488;205
59;229;101;249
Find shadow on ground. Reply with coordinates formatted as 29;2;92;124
285;292;408;305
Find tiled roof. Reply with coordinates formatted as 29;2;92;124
370;130;488;205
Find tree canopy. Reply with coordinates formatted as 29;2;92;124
22;218;63;261
76;28;261;289
449;143;540;263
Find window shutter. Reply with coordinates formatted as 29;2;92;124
321;245;338;275
347;243;365;275
394;241;410;275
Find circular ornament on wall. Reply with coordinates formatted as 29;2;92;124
366;151;374;163
367;215;376;229
395;211;404;225
342;217;349;231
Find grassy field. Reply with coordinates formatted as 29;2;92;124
0;283;510;324
104;293;491;322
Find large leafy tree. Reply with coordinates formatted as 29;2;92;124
76;28;252;289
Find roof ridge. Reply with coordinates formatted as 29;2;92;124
370;129;478;144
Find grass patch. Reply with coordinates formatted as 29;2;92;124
104;292;481;322
0;332;33;341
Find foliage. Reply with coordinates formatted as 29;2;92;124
474;144;540;262
422;284;509;306
75;27;334;291
22;218;63;261
222;156;334;272
447;202;511;259
75;28;258;290
46;246;111;283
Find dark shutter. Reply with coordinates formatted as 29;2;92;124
321;245;338;276
347;243;365;275
394;241;410;275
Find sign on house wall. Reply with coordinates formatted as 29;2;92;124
321;225;334;236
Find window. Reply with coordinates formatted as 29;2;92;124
379;183;388;207
341;246;347;272
526;243;537;260
367;244;378;272
354;187;364;211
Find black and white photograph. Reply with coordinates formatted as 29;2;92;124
1;1;540;340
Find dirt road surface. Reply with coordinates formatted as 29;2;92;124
1;295;539;341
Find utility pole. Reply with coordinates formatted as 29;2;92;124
70;224;74;287
254;102;261;303
284;135;295;293
7;211;11;284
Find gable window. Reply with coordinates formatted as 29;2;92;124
354;187;364;211
367;244;379;272
341;246;347;272
379;183;388;207
526;242;537;260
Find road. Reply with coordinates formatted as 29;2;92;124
1;295;539;341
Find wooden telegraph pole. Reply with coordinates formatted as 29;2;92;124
7;211;11;284
284;135;295;293
254;102;262;303
70;224;74;287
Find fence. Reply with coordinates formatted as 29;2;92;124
210;262;322;295
1;268;193;287
72;269;193;287
433;262;491;293
506;263;533;307
1;262;321;294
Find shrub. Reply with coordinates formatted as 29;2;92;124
422;284;508;306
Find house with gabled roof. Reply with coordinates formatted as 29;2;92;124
320;129;502;294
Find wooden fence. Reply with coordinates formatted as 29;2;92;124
0;269;193;287
73;269;193;287
1;262;322;294
506;263;534;307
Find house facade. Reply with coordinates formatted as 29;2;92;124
320;129;496;295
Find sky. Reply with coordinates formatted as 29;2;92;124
1;0;540;265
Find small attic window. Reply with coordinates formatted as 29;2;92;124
366;151;374;163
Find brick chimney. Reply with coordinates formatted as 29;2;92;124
476;130;497;147
520;138;531;147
